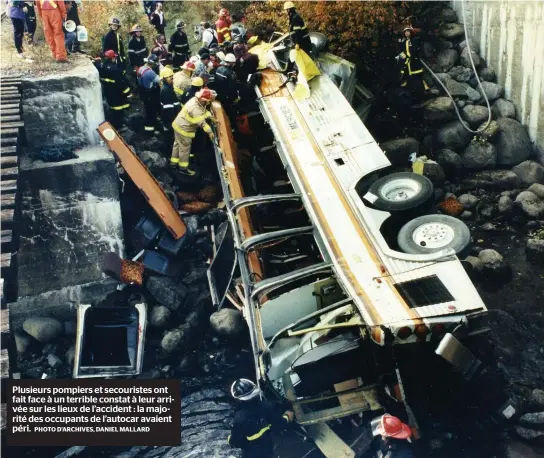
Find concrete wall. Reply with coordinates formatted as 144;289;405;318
22;57;105;150
451;0;544;157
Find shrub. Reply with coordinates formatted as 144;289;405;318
79;0;155;57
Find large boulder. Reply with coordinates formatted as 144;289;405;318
14;332;32;354
515;191;544;219
209;309;246;338
458;40;479;54
138;150;168;172
426;6;458;26
478;249;510;279
480;67;496;82
495;118;533;166
432;49;459;73
462;142;497;169
435;121;473;151
22;317;63;343
492;99;516;119
458;194;479;210
527;239;544;263
460;170;520;190
440;23;465;39
421;41;435;59
477;81;504;102
149;306;172;329
477;119;501;141
422;162;446;186
442;78;470;98
146;276;189;312
448;66;473;83
423;97;454;123
498;195;514;215
436;149;462;177
528;183;544;200
381;137;420;166
512;160;544;186
460;46;481;69
462;105;490;126
161;329;183;353
504;440;541;458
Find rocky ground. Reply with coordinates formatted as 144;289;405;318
6;3;544;458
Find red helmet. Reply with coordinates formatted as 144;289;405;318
219;8;229;17
104;49;118;59
371;414;412;440
196;88;213;101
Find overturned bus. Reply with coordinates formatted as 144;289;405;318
207;33;491;445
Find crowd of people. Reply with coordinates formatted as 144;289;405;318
93;6;268;177
5;0;84;63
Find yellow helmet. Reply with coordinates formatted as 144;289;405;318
160;68;174;79
284;1;295;10
191;77;204;87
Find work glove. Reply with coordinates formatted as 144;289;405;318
283;410;295;422
399;52;406;59
208;132;215;142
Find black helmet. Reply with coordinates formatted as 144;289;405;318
176;20;185;29
222;40;232;50
108;17;121;26
230;379;260;401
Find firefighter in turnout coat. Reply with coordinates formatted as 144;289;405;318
128;24;148;71
398;27;429;99
95;50;132;128
171;88;215;176
159;67;181;151
169;20;190;70
284;2;312;55
173;60;195;98
228;379;294;458
215;8;231;44
102;17;127;73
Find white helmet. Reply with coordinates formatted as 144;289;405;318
230;379;261;401
224;53;236;64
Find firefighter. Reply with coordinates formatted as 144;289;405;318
367;414;415;458
128;24;148;72
284;2;312;55
35;0;68;63
173;60;195;98
160;67;181;152
94;50;132;129
180;76;204;106
215;7;231;44
102;17;127;73
228;379;294;458
169;20;190;70
171;88;215;176
397;26;429;101
214;53;239;106
137;54;161;134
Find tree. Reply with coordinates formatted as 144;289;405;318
79;0;155;56
245;0;401;56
